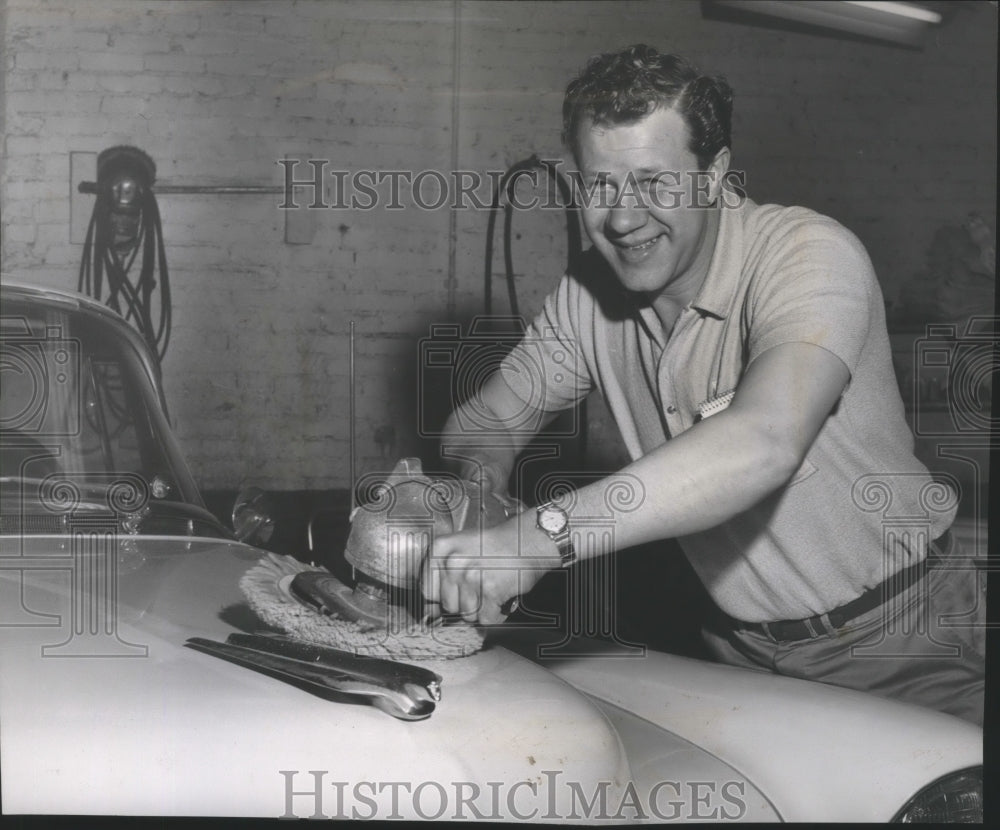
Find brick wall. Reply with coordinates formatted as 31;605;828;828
2;0;995;491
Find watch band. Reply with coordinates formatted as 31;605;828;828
535;502;576;567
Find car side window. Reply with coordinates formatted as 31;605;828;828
83;357;144;475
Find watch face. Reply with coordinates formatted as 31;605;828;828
538;507;567;534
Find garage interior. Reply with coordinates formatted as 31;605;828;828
1;0;995;657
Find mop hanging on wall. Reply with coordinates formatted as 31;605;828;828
78;145;172;362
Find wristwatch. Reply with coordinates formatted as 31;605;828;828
535;502;576;567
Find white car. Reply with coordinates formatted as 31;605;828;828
0;282;983;821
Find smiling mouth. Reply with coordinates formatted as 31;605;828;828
614;235;663;260
625;237;659;251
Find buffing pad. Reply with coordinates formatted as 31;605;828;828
239;552;485;660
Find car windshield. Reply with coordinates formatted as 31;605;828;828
1;292;226;538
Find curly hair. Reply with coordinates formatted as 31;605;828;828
562;45;733;169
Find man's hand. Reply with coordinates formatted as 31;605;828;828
420;513;559;625
470;460;510;500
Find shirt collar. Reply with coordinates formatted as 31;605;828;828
689;191;750;320
628;191;751;344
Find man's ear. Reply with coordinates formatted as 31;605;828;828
707;146;731;204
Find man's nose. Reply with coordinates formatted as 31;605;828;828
606;195;647;236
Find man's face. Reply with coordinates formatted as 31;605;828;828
574;107;724;302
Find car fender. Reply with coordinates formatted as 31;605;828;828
539;641;982;822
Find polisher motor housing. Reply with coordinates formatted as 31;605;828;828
320;458;518;625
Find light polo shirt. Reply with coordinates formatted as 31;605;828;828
499;196;957;622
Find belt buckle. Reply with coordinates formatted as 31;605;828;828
763;617;815;642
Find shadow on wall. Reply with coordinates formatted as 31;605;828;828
886;214;995;520
386;308;595;489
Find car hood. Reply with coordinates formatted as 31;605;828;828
531;639;983;822
1;536;778;820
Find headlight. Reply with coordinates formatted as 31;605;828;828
892;767;982;823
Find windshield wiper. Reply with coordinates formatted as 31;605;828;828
127;499;232;539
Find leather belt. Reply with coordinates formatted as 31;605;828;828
730;529;951;643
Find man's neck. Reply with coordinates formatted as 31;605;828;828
649;206;722;339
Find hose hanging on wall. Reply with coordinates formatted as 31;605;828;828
483;154;583;317
483;154;588;461
78;145;172;362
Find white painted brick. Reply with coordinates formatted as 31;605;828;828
201;54;274;76
4;70;38;92
173;34;242;55
77;50;145;73
159;11;202;36
2;0;994;491
9;89;105;114
142;53;207;73
13;51;69;71
4;224;37;243
12;27;110;52
3;113;44;136
35;70;71;91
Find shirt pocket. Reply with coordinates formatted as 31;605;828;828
788;456;818;486
694;389;736;422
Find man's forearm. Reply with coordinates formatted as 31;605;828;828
555;408;797;560
438;365;567;490
554;340;851;559
439;404;519;489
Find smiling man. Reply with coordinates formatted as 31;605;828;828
422;45;984;725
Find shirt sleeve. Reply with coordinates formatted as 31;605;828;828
746;211;876;376
497;273;594;414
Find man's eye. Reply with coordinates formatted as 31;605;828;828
592;180;616;200
649;176;682;204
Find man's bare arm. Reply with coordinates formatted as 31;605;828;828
567;340;850;549
439;377;560;493
423;340;852;622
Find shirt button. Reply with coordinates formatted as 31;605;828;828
666;405;677;414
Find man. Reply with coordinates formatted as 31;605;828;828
421;45;984;725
